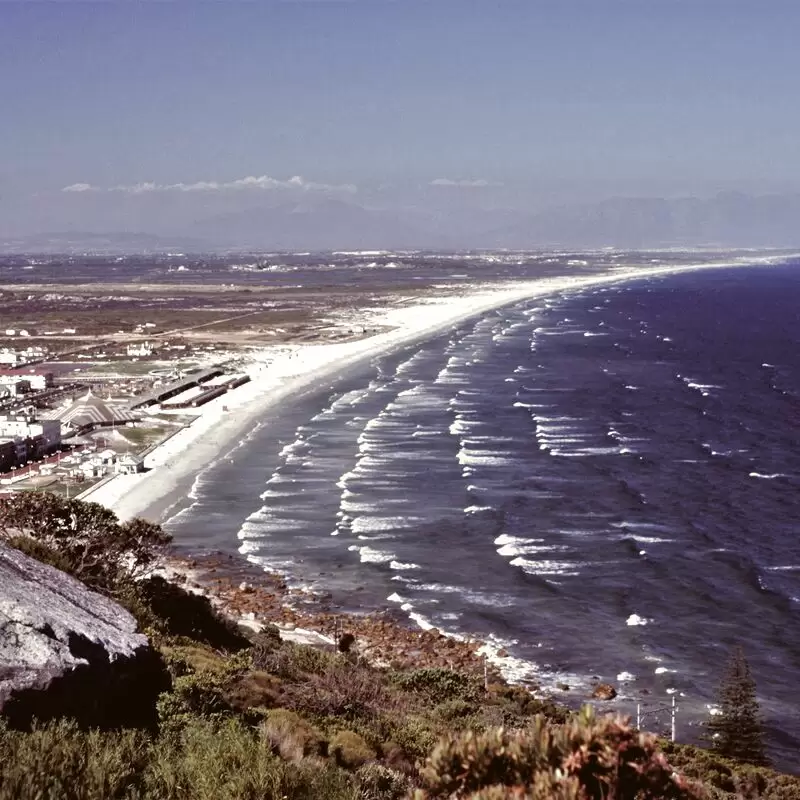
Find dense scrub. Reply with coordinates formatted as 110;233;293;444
2;495;800;798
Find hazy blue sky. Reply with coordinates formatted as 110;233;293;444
2;0;799;236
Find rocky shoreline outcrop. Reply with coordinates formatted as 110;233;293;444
0;541;165;728
166;551;508;682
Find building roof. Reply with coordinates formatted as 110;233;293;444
54;390;135;429
0;368;52;377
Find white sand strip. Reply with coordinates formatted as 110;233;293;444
82;257;786;523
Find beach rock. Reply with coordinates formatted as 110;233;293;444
591;683;618;701
0;540;166;728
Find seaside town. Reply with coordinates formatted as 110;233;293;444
0;332;251;496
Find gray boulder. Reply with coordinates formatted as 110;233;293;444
0;540;166;728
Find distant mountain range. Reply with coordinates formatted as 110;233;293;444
5;191;800;253
0;231;208;255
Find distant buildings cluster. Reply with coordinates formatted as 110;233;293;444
0;369;54;397
0;346;47;366
0;414;62;472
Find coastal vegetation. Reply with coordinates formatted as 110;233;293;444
705;647;768;767
1;494;798;798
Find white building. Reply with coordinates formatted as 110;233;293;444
0;376;31;396
0;415;61;450
126;342;154;357
0;370;53;391
115;453;144;475
0;350;21;366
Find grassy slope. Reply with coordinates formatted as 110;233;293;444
1;538;799;799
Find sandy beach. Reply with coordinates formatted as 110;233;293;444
82;257;782;524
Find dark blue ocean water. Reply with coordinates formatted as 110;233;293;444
167;262;800;768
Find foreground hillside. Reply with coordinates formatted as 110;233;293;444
0;493;798;799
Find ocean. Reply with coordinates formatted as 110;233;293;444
165;261;800;769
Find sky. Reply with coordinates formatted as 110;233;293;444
1;0;799;239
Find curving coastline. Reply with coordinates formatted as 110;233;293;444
83;256;783;525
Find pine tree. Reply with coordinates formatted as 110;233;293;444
706;646;768;766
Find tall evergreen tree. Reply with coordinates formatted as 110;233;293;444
706;646;768;766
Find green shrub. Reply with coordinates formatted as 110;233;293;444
250;625;284;664
662;741;800;799
147;716;359;800
285;663;392;721
392;668;481;704
261;708;326;761
0;719;148;800
432;698;477;722
161;644;229;677
133;576;251;651
389;717;438;762
156;672;232;731
145;716;284;799
330;730;376;769
0;494;170;593
223;670;282;713
414;706;704;799
355;762;411;800
257;641;337;680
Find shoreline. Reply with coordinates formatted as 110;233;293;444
82;253;796;694
82;255;787;524
159;550;511;683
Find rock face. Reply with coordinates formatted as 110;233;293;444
0;540;165;728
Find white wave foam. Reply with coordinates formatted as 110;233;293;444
626;614;650;627
389;560;421;570
347;545;396;564
498;543;566;557
616;671;636;682
351;515;421;533
408;611;436;630
509;557;581;576
749;472;790;480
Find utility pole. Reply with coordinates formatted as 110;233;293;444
671;693;676;743
637;694;679;742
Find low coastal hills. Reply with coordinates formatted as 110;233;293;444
1;492;799;799
8;191;800;254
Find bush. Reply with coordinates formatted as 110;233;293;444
330;730;376;769
432;698;477;722
224;671;282;714
285;663;393;721
388;717;438;762
257;641;337;681
145;717;295;799
261;709;325;762
133;576;251;651
393;668;481;704
156;672;233;731
355;762;411;800
662;741;800;799
414;706;704;799
0;719;148;800
0;494;170;593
